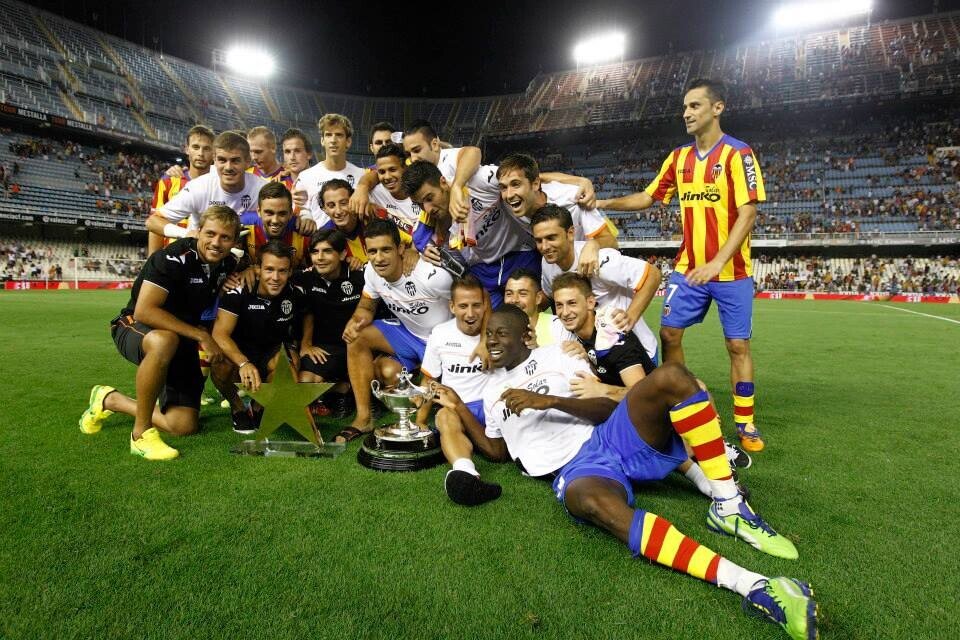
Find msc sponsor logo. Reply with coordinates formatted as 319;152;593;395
743;153;758;191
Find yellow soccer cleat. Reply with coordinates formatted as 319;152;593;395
79;385;115;434
738;422;766;452
130;428;179;461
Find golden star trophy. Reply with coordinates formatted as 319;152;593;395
230;350;345;458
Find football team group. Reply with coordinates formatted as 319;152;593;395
78;78;819;639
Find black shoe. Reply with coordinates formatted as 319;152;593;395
724;440;752;469
232;408;256;434
445;470;502;506
328;392;355;420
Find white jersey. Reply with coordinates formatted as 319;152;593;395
437;148;500;209
461;200;537;266
420;319;488;404
294;160;366;226
541;242;658;359
361;259;453;341
369;184;421;236
159;171;267;230
533;181;608;241
483;345;595;477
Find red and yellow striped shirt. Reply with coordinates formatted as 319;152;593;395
645;135;765;281
152;173;191;247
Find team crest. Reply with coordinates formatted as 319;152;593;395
663;303;671;317
240;194;252;211
711;163;723;179
346;175;356;186
405;281;417;296
280;299;293;315
341;281;354;295
524;360;538;375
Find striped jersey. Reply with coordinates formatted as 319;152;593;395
152;173;191;246
644;134;765;281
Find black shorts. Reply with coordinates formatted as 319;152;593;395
241;344;283;379
298;343;348;381
111;315;204;411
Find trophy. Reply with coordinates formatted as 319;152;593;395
357;368;445;471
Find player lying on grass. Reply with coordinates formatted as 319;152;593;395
210;240;299;434
80;206;242;460
428;305;817;640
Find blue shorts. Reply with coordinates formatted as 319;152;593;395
552;400;688;510
372;319;426;372
469;250;541;309
660;271;754;339
464;399;485;425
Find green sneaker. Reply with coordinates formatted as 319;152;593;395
79;385;115;434
707;499;799;560
744;577;818;640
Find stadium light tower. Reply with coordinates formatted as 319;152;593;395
573;32;626;68
213;46;276;78
772;0;873;30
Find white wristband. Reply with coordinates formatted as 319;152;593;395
163;223;188;238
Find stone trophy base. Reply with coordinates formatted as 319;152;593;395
356;430;445;472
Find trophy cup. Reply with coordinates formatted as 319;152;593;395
357;368;445;471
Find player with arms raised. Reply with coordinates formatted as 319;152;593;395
598;78;766;453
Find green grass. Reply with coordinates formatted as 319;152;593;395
1;291;958;639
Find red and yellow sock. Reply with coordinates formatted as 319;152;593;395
669;390;731;481
628;509;721;583
734;381;755;427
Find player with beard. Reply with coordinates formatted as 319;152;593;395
429;305;818;640
532;204;661;364
293;113;366;226
367;121;397;168
211;240;298;433
80;206;241;460
247;126;284;180
147;125;214;256
240;181;309;268
294;229;365;418
146;132;267;239
340;219;453;442
368;143;420;236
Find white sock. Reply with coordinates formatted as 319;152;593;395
715;557;766;597
683;463;713;498
452;458;479;477
711;479;744;515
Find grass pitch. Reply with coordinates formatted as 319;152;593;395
1;291;958;639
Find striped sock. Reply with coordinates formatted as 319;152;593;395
628;509;721;584
733;381;755;428
669;390;740;503
198;347;211;378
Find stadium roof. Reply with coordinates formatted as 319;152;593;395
28;0;960;97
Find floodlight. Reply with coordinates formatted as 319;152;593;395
772;1;872;30
224;46;275;78
573;32;626;66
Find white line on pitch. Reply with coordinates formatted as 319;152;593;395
874;304;960;325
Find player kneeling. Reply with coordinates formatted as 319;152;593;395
210;240;299;433
80;206;242;460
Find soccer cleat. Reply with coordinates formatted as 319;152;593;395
743;577;818;640
79;385;115;434
445;470;502;506
309;400;331;417
738;422;765;452
232;409;256;434
130;428;179;461
725;439;753;468
707;499;798;560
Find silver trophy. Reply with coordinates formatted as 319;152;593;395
358;368;445;471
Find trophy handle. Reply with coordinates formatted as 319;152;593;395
370;378;382;399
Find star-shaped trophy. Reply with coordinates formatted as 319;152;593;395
230;350;344;458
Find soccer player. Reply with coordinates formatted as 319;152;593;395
278;127;314;192
340;219;454;441
146;131;268;240
402;160;539;307
533;204;661;363
368;143;421;235
502;268;562;347
240;181;309;268
247;126;284;180
414;274;490;439
79;206;241;460
430;305;817;640
597;79;766;452
551;273;654;388
294;229;365;417
147;124;214;255
293;113;366;225
319;179;415;270
368;121;397;162
211;240;298;433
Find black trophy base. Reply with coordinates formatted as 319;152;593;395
357;432;445;472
